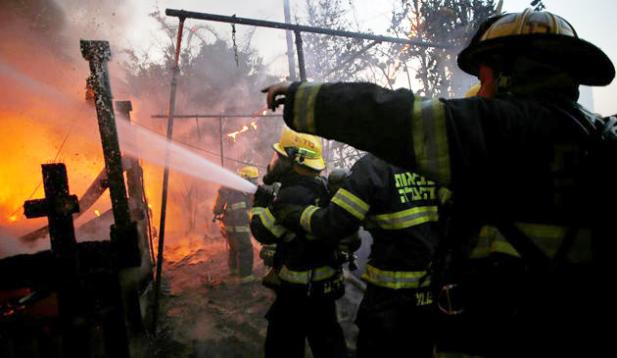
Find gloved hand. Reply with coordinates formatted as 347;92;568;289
261;82;290;111
339;233;362;253
259;244;277;267
271;201;304;231
253;185;274;208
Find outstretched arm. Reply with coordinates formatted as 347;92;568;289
275;157;375;242
263;82;451;186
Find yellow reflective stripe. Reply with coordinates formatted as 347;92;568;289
231;202;247;210
361;264;430;289
369;206;438;230
278;265;337;284
234;225;251;233
249;207;261;218
250;207;287;238
469;245;491;259
515;222;567;257
470;225;520;258
411;98;451;185
437;187;453;205
300;205;320;233
293;82;323;133
331;188;370;220
492;240;520;257
249;207;265;222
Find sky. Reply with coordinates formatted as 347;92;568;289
104;0;617;115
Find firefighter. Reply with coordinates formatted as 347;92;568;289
272;153;441;357
249;126;347;358
434;84;526;355
263;9;615;356
212;166;258;282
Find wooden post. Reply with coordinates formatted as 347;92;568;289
23;164;85;357
80;40;140;269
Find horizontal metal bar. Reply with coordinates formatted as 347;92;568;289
165;9;450;49
151;114;283;119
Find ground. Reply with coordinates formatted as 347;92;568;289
147;233;364;358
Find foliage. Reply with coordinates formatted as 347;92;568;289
302;0;378;82
389;0;499;97
301;0;498;169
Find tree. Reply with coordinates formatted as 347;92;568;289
299;1;498;170
389;0;500;98
302;0;378;83
301;0;387;169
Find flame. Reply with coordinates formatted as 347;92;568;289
225;114;262;142
0;19;228;261
226;125;250;142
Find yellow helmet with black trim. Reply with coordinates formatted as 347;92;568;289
237;166;259;179
458;8;614;86
273;126;326;171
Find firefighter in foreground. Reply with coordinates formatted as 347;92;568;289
263;9;615;356
212;166;258;282
274;152;441;357
434;84;527;354
250;127;347;358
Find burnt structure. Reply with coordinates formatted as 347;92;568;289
0;41;154;357
0;164;131;357
81;40;140;269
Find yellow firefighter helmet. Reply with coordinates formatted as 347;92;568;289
273;126;326;171
465;83;481;98
237;166;259;179
458;8;614;86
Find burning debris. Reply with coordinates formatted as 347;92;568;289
0;2;276;354
2;0;612;357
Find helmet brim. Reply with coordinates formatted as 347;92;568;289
458;34;615;86
272;143;325;171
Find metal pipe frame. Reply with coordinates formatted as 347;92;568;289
165;9;450;49
152;16;186;334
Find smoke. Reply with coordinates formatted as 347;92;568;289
0;0;275;258
1;59;257;193
0;58;260;257
0;0;142;257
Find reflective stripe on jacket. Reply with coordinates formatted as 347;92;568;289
278;264;338;284
362;264;430;290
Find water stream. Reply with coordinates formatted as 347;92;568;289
0;60;258;194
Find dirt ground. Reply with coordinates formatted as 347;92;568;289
147;234;364;358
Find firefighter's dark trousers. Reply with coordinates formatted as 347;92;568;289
264;287;347;358
356;284;435;358
226;232;253;277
